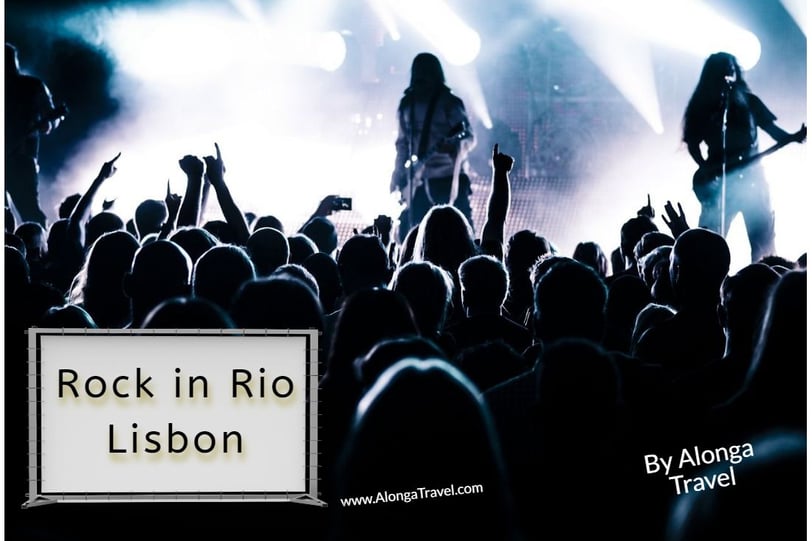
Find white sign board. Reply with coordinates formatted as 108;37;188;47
26;329;322;506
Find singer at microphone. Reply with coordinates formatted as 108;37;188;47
682;51;804;263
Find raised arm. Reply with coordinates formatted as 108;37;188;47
662;200;690;239
479;144;513;260
66;152;121;250
203;142;250;245
177;154;205;227
299;195;338;233
158;181;182;240
762;121;806;145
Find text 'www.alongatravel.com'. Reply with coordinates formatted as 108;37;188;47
340;484;484;506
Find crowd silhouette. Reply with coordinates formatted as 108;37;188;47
4;52;807;541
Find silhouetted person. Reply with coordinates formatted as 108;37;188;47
444;254;532;358
170;226;219;265
302;252;342;314
455;340;528;393
85;211;125;248
320;288;418;504
503;229;552;325
123;239;192;328
390;52;476;242
633;228;730;380
717;269;806;438
39;303;98;328
271;263;320;299
353;336;447;393
230;275;325;334
14;221;47;283
413;204;479;325
527;338;625;539
330;359;519;541
682;51;805;262
665;430;805;541
336;234;392;303
191;244;256;311
5;43;65;226
533;258;608;347
68;230;139;328
610;214;659;282
133;199;167;241
572;240;608;279
671;263;779;412
287;233;319;264
141;296;236;329
252;214;285;234
57;193;81;219
390;260;454;346
602;274;652;354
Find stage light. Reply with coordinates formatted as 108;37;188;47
779;0;806;36
292;31;347;72
542;0;762;134
367;0;401;41
546;0;762;70
446;64;492;130
383;0;481;66
560;21;664;134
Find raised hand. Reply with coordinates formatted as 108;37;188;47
637;193;655;218
203;142;226;185
178;154;204;178
164;180;182;219
313;195;338;218
492;143;514;173
793;123;807;143
98;152;121;180
662;200;689;238
373;214;393;248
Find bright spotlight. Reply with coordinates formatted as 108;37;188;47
383;0;481;65
314;31;347;72
367;0;401;41
779;0;807;36
545;0;763;70
544;2;664;134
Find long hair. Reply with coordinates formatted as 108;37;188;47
682;52;751;144
403;52;449;102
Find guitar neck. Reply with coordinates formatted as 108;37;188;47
724;139;791;175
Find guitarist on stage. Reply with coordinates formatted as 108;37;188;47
682;51;805;263
390;52;476;243
5;42;66;227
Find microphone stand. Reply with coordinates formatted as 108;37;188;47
407;101;416;233
720;80;731;236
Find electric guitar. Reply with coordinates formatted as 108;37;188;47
399;121;472;203
693;123;806;205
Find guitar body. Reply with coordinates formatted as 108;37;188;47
400;121;471;204
692;168;722;206
692;124;807;206
691;160;746;206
